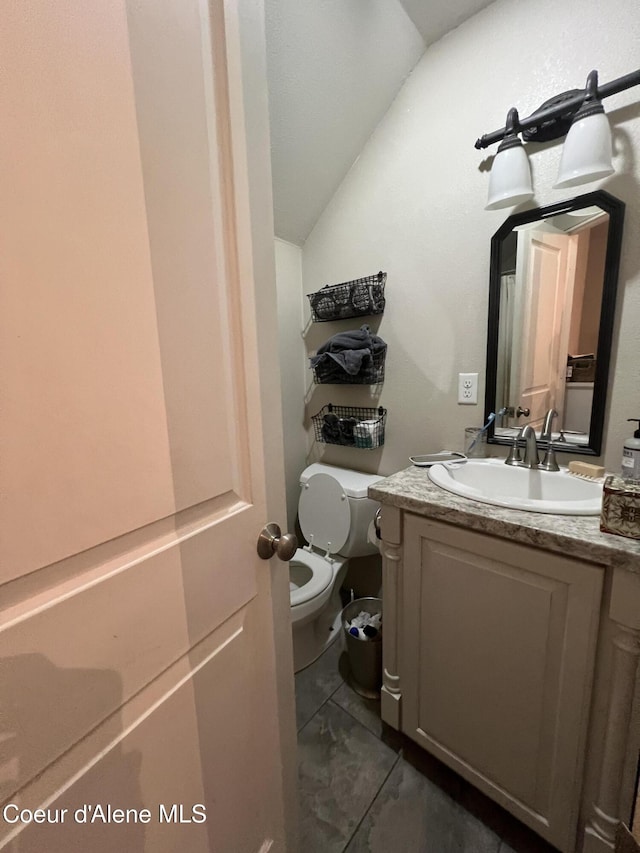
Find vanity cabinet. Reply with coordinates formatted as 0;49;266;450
401;516;602;852
373;487;640;853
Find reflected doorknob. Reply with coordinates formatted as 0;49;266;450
257;523;298;561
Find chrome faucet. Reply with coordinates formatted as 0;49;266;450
505;424;539;468
539;408;560;471
541;408;558;441
520;424;540;468
505;409;560;471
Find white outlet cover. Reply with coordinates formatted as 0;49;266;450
458;373;478;404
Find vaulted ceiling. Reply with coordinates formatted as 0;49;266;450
264;0;495;245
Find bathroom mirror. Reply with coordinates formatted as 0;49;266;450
485;190;625;456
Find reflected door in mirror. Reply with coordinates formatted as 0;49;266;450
486;191;625;456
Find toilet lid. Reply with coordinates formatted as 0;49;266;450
298;473;350;555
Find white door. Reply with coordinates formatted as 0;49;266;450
509;227;576;431
0;2;296;852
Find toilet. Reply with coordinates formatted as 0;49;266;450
290;463;382;672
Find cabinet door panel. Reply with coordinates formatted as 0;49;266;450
402;516;603;853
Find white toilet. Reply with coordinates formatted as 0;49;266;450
289;463;382;672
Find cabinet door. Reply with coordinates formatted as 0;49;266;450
402;516;603;853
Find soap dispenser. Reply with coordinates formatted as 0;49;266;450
621;418;640;481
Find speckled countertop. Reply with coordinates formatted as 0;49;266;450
369;466;640;573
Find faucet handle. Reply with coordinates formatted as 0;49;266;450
505;436;522;466
539;439;560;472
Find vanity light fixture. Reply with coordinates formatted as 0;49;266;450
554;71;613;189
484;108;534;210
476;67;640;207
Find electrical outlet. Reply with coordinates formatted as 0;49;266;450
458;372;478;404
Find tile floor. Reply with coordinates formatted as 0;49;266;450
296;640;559;853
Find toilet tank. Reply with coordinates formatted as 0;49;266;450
564;382;594;434
299;463;383;558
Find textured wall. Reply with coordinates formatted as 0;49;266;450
265;0;424;244
301;0;640;477
274;239;308;529
398;0;494;44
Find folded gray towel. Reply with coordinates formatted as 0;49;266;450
315;325;386;354
321;346;371;376
310;325;386;377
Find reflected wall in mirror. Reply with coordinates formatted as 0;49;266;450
485;191;625;456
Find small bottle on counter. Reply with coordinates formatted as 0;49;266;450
621;418;640;481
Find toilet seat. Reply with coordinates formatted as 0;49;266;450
289;549;333;608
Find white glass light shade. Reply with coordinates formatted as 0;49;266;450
485;141;534;210
554;111;614;189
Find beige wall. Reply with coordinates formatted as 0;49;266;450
299;0;640;477
274;239;308;530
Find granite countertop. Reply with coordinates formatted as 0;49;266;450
369;466;640;573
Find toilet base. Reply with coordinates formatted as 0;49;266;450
292;589;345;673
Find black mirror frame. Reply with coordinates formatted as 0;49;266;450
484;190;625;456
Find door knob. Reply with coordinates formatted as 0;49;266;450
257;523;298;561
505;406;531;418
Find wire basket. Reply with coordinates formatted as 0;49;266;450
311;404;387;449
311;347;386;385
567;355;596;382
307;271;386;322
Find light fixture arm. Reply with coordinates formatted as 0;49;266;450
577;69;604;119
504;107;520;137
495;107;523;151
475;68;640;150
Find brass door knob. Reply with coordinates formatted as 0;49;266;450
257;523;298;561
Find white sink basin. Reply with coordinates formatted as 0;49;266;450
428;458;603;515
